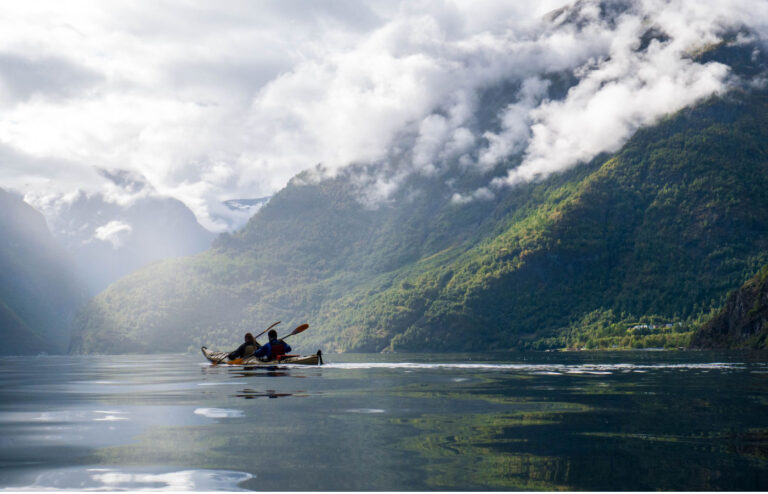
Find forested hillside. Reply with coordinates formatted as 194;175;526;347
320;86;768;351
691;264;768;349
70;40;768;354
0;189;86;354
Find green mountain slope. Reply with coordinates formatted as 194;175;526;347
71;42;768;354
690;264;768;349
314;87;768;352
0;189;86;354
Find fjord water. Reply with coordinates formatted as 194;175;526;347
1;352;767;491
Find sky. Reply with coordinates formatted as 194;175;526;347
1;0;767;231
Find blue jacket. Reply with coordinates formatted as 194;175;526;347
252;339;291;360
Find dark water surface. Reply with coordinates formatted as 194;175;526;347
0;351;767;491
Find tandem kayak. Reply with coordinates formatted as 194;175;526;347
201;346;323;366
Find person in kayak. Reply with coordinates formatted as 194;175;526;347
228;332;259;360
251;329;291;361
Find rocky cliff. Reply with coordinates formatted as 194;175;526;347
691;265;768;349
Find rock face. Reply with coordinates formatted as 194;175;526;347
691;266;768;349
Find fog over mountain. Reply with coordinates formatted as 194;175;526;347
29;170;215;295
0;188;85;354
2;0;766;233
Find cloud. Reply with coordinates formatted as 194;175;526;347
477;77;550;171
0;0;766;230
0;53;101;103
93;220;132;249
451;187;495;204
489;0;741;188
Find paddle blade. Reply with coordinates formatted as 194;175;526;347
280;323;309;341
289;323;309;336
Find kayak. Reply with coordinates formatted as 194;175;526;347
201;346;323;366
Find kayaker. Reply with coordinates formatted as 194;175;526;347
228;332;259;360
251;329;291;361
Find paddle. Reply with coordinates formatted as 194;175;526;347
226;323;309;365
253;321;281;342
280;323;309;342
212;321;282;366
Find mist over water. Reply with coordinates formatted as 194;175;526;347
1;351;767;491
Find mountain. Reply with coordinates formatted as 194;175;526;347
690;265;768;349
318;78;768;352
70;39;768;354
0;189;86;354
44;191;216;295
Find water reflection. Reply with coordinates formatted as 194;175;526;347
193;408;244;419
385;359;768;491
1;352;767;490
4;466;253;491
229;370;292;378
235;389;299;399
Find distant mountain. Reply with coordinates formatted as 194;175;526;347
691;265;768;349
45;191;216;295
0;189;86;354
70;39;768;354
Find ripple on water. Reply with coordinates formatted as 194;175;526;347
323;362;744;374
193;407;244;419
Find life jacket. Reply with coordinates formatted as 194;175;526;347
243;344;255;356
268;340;288;360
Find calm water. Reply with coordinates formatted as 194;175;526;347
0;351;767;491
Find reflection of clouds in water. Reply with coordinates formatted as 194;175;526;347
193;408;244;419
32;410;129;422
4;467;253;491
346;409;385;414
34;410;86;422
93;410;128;421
